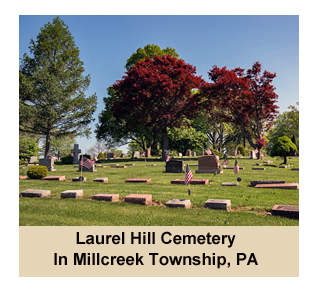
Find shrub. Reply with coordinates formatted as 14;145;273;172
27;165;48;179
210;149;224;158
98;152;105;159
237;145;246;156
61;155;73;164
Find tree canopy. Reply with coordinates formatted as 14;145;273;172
201;62;279;157
270;136;297;164
19;17;97;158
125;44;179;70
97;55;205;159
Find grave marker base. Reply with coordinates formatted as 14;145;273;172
272;205;299;219
165;199;191;208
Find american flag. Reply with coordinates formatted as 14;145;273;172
141;151;146;157
166;155;170;162
206;148;212;155
94;155;98;161
254;149;258;154
215;155;220;165
222;159;229;168
234;160;239;174
234;149;237;156
80;156;94;169
184;164;193;185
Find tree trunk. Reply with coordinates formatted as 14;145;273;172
161;128;168;160
284;155;287;164
45;133;51;158
257;148;260;160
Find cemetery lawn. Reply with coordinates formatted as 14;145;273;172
19;157;299;226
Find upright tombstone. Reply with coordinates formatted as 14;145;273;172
71;144;81;164
39;158;56;171
29;156;38;163
195;155;223;174
132;151;140;158
107;152;114;159
250;150;256;159
146;148;151;158
165;159;184;173
78;163;96;172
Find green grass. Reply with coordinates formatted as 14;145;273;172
19;156;299;226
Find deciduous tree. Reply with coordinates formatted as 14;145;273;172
99;55;204;159
202;62;279;158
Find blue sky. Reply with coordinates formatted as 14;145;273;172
19;15;299;154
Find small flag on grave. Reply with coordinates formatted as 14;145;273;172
234;149;237;156
185;164;193;185
141;151;146;157
222;159;229;168
206;148;212;155
81;156;94;169
234;160;239;174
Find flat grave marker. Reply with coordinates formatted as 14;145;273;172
20;189;51;198
165;199;191;208
250;180;286;187
204;199;231;211
171;179;209;185
41;175;65;181
124;194;152;205
72;177;87;182
61;190;83;199
252;167;266;170
92;193;119;202
125;163;135;166
19;176;27;179
93;178;109;183
114;166;127;169
272;205;299;219
255;183;299;190
146;164;156;166
125;178;151;183
221;182;239;186
291;168;299;171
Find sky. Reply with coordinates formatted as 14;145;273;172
19;14;299;154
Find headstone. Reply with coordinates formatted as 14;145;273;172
223;167;244;170
19;176;27;179
107;152;114;159
272;205;299;219
204;199;231;211
125;163;135;166
93;178;109;183
193;152;196;156
39;158;56;171
250;180;286;187
255;183;299;190
72;177;87;182
187;150;192;157
41;175;65;181
253;163;262;165
125;194;152;205
165;160;184;173
92;193;119;202
291;168;299;171
20;189;51;198
146;148;151;158
121;153;126;158
61;190;83;199
132;151;140;158
279;165;287;168
125;178;151;183
71;144;81;164
252;167;265;170
250;150;256;159
146;164;156;166
195;155;223;174
114;166;126;168
178;153;182;157
29;156;38;163
221;182;239;186
171;179;209;185
165;199;191;208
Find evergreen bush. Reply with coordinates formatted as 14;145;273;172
61;155;73;164
27;165;48;179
